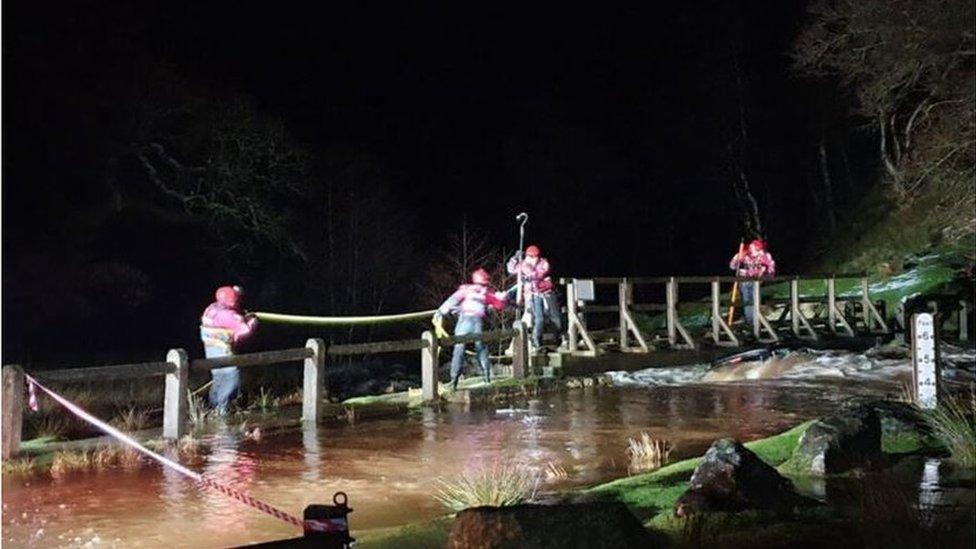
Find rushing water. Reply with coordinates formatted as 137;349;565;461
2;348;972;548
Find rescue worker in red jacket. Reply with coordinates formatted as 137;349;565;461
432;269;507;390
729;239;776;328
507;245;562;349
200;285;259;414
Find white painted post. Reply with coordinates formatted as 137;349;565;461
163;349;188;440
2;365;24;459
911;313;940;409
421;331;439;403
302;339;326;422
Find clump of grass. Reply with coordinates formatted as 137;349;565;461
51;444;144;475
627;432;673;472
434;462;539;511
110;406;149;432
187;389;211;425
922;389;976;467
2;456;38;475
26;413;70;440
51;448;95;476
250;386;279;412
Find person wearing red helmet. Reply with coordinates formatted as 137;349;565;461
200;285;259;414
507;245;562;349
729;239;777;328
433;268;507;390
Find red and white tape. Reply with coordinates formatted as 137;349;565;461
25;375;312;531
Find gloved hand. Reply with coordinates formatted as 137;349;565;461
432;314;450;339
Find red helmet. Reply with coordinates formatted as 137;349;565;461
749;239;766;252
215;285;242;308
525;245;541;257
471;268;491;285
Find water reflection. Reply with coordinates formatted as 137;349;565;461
1;374;943;548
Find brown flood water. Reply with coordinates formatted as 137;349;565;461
2;364;910;548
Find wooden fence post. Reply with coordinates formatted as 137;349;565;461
666;278;677;346
752;281;762;340
163;349;188;440
2;365;24;459
566;282;579;352
513;322;529;378
421;331;439;403
619;279;630;350
303;338;326;422
827;278;837;334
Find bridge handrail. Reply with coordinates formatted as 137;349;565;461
560;273;866;285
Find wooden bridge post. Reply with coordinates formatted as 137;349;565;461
791;279;818;340
421;331;439;403
2;364;24;459
752;281;762;340
827;277;855;336
163;349;188;440
512;322;529;378
666;278;696;349
302;339;326;422
618;280;650;352
566;281;579;352
961;301;969;342
827;278;837;334
861;277;889;333
619;279;630;350
753;281;780;343
711;280;739;346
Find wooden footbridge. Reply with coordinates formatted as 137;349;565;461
2;272;892;459
559;273;889;355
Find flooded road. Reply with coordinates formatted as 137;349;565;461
2;348;968;547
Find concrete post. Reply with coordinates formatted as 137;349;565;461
513;322;529;379
2;365;24;459
421;331;439;403
302;338;326;422
162;350;188;440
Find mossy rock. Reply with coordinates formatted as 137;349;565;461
779;403;882;476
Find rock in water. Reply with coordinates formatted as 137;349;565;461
447;502;655;549
781;403;882;476
674;439;804;516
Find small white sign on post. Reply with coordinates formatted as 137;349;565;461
911;313;940;410
574;279;596;302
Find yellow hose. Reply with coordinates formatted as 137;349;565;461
253;310;437;326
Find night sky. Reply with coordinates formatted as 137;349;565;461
3;1;869;363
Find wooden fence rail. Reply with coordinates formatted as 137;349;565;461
2;325;530;458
